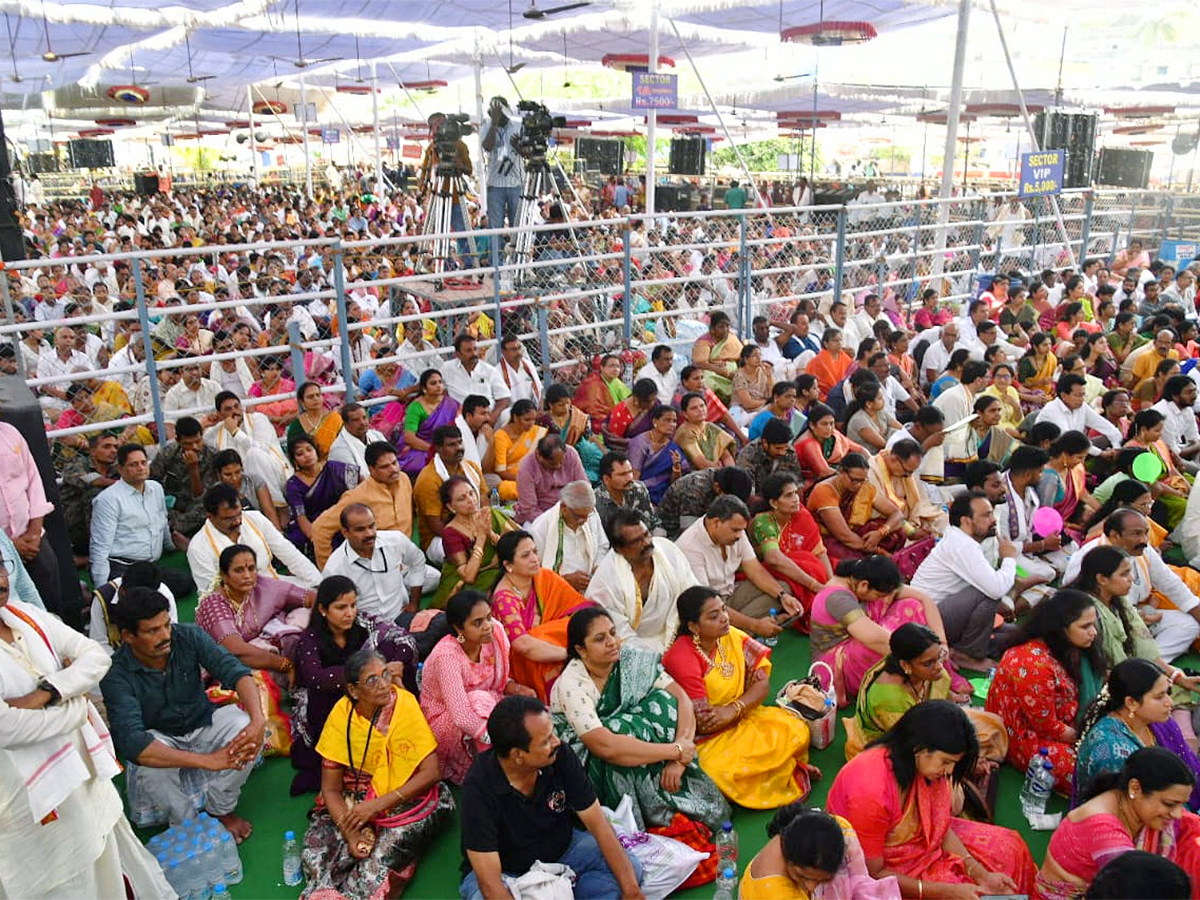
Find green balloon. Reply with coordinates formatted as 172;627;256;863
1132;451;1164;483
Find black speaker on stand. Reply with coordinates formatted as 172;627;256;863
669;138;706;176
1033;111;1098;188
575;138;625;176
134;172;160;196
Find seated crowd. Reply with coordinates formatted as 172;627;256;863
10;196;1200;900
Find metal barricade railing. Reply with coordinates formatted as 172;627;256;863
1;185;1188;465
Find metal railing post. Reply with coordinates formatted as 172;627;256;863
287;321;306;386
536;300;552;384
969;200;986;296
737;214;749;339
1079;192;1095;261
491;237;504;339
0;276;24;379
132;261;167;445
1159;194;1175;249
331;243;356;402
622;227;633;350
833;208;847;299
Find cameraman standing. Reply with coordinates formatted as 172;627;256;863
418;111;477;267
481;96;524;254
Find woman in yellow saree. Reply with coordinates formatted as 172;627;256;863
691;311;743;404
1017;332;1057;406
675;391;736;469
483;400;546;502
304;648;454;898
662;586;815;809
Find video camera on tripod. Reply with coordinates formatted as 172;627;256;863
432;112;474;175
516;101;566;162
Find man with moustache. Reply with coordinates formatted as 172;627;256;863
412;425;486;564
1063;509;1200;661
910;490;1020;670
101;586;264;841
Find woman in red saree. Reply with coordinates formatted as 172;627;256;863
794;404;866;485
489;530;593;701
748;472;832;628
574;354;631;433
602;377;659;453
827;700;1037;898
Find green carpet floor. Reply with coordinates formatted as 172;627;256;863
134;553;1192;898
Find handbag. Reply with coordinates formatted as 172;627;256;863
776;661;838;749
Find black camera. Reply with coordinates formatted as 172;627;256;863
433;113;475;174
516;101;566;162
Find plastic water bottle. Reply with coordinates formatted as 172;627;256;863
200;840;219;891
415;662;424;694
1020;748;1055;819
490;486;501;508
212;884;231;900
282;830;303;887
714;821;738;872
217;830;243;885
184;850;211;900
165;859;184;898
713;866;737;900
761;609;779;647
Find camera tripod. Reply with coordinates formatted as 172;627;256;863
510;154;584;287
422;164;480;278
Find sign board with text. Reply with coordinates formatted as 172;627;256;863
631;71;678;110
321;128;340;144
1160;239;1198;270
1018;149;1064;197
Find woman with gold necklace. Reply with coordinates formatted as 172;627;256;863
549;606;729;830
303;648;453;897
661;586;818;810
286;381;343;458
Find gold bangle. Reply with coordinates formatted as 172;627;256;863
673;742;684;762
918;878;923;900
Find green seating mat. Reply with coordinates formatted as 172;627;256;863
130;552;1195;898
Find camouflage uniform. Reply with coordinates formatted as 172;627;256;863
149;442;217;536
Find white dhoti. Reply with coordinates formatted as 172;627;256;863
1149;607;1200;661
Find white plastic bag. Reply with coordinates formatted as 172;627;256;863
602;795;706;899
502;862;576;900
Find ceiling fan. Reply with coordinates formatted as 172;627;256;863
38;0;87;62
184;33;216;83
504;0;525;73
523;0;590;20
270;0;342;69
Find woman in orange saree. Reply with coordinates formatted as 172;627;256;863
489;530;593;701
573;354;631;432
827;701;1037;899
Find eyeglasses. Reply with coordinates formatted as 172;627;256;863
358;670;393;689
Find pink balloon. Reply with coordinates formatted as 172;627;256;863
1031;506;1064;538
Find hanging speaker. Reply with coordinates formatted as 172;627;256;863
668;137;706;175
236;134;248;144
1173;133;1198;155
1096;148;1153;189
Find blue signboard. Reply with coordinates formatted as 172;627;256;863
385;136;400;150
1018;149;1064;197
321;128;340;144
631;71;678;110
1160;239;1199;270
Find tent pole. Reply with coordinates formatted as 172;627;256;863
645;0;659;217
987;0;1076;268
930;0;970;289
372;62;384;194
300;73;313;199
248;85;259;185
473;47;487;196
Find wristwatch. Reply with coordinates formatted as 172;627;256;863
36;678;61;706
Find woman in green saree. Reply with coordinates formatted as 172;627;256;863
549;607;730;831
573;354;632;433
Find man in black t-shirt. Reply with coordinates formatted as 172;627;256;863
460;696;643;899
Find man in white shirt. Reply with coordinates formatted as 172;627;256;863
933;360;990;466
920;322;962;387
993;447;1070;606
675;495;799;641
965;321;1021;365
749;316;791;378
327;402;386;474
187;483;320;594
36;326;91;416
1064;509;1200;660
1036;374;1123;457
441;333;510;424
587;507;697;652
496;334;542;408
204;392;292;505
527;481;609;594
454;395;493;470
321;503;439;620
633;345;679;399
106;333;147;398
1151;375;1200;474
842;293;889;353
163;357;222;428
911;489;1020;669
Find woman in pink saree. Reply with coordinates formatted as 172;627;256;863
828;701;1037;899
809;556;950;707
1038;429;1099;543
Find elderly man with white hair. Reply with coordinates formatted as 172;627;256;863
586;506;699;652
526;480;609;594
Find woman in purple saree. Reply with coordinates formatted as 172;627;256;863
396;369;460;479
286;434;359;554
